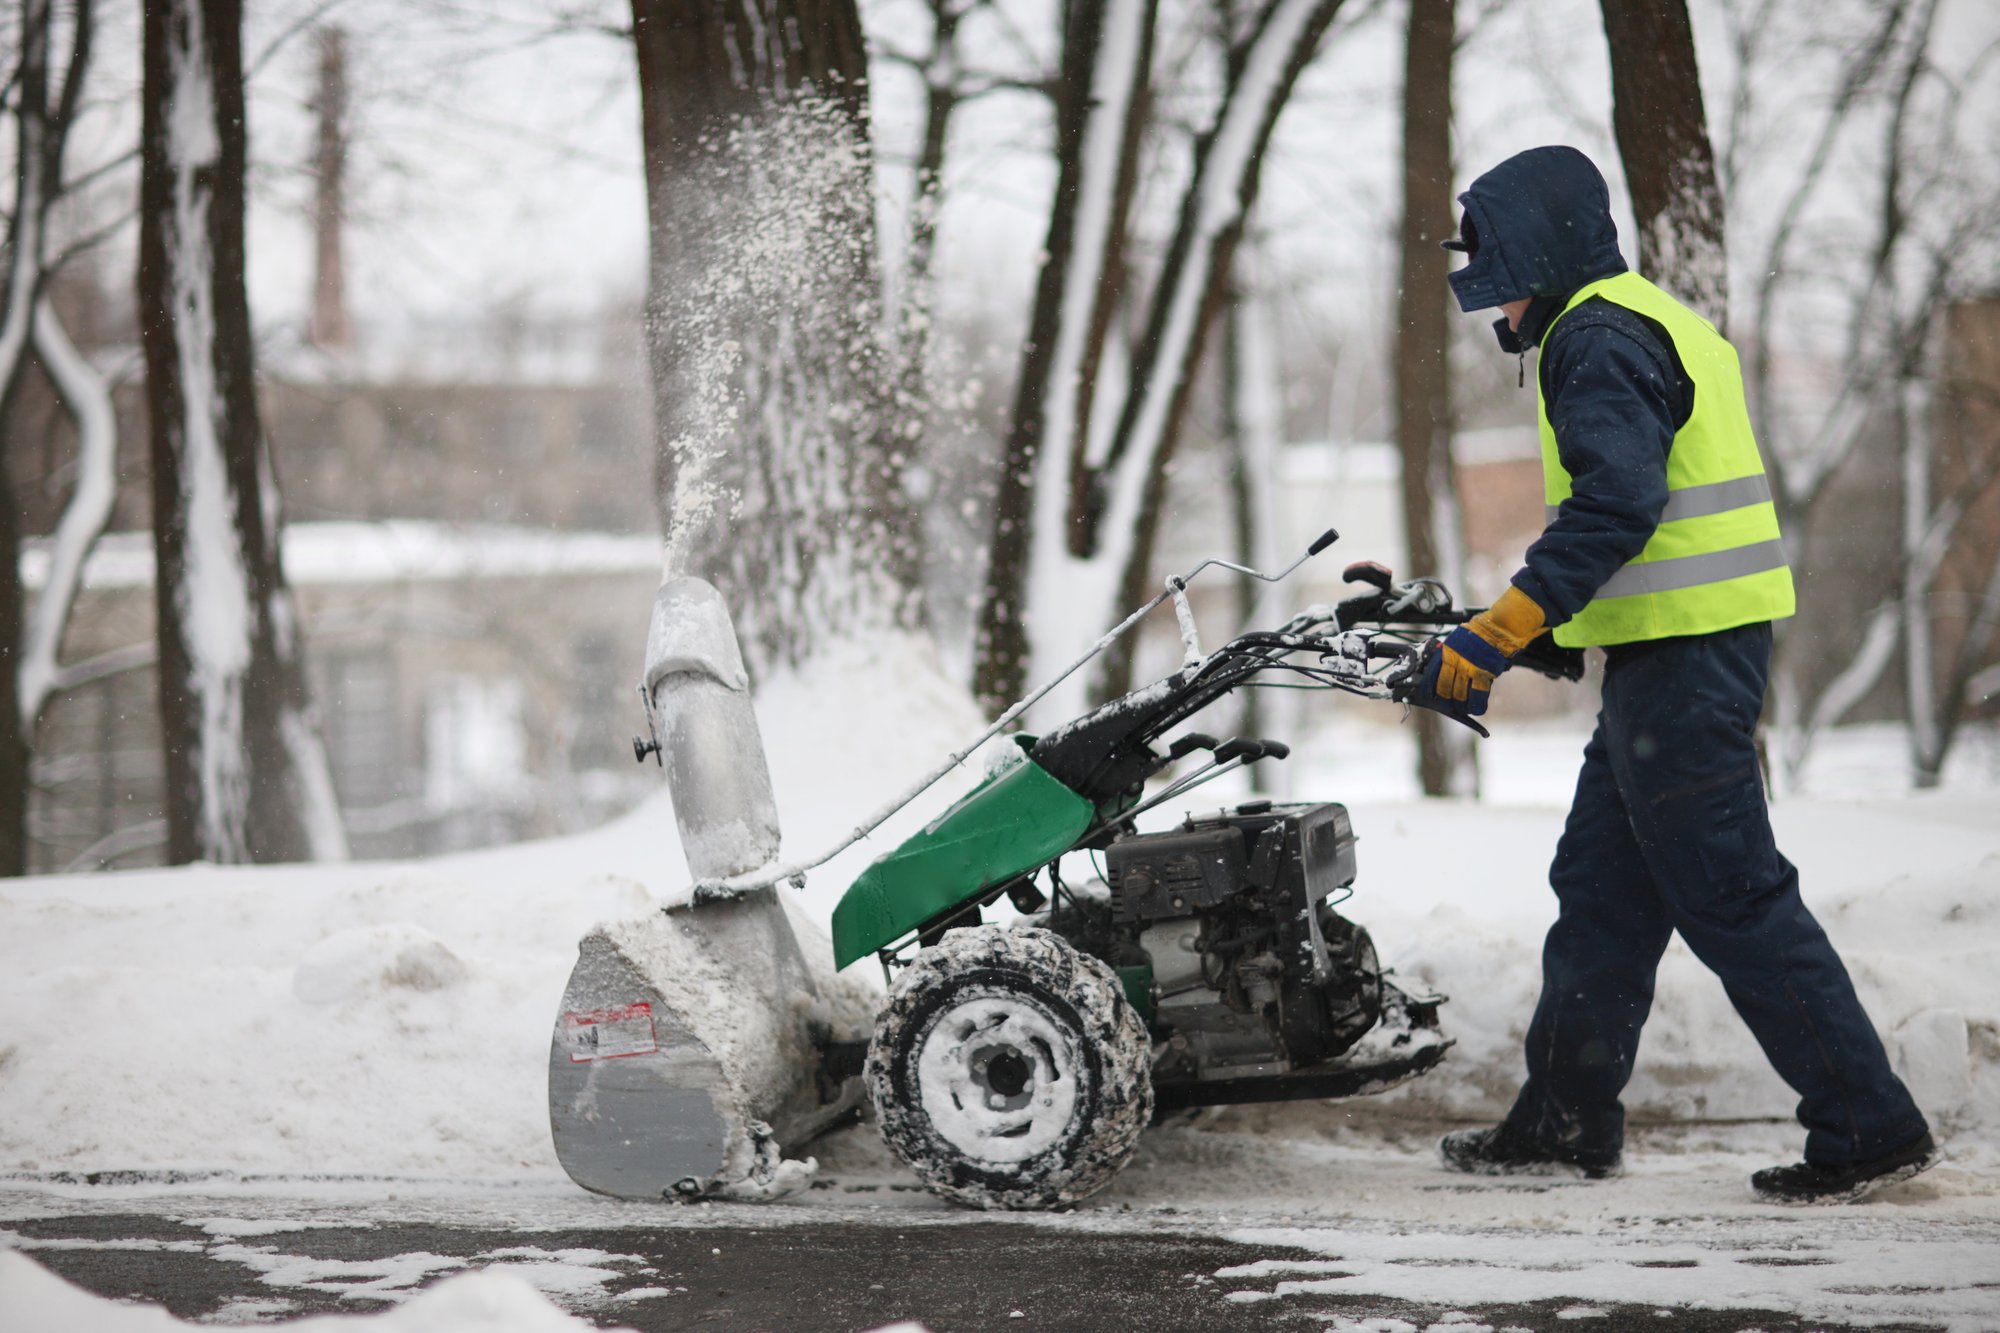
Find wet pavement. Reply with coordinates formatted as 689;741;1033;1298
2;1206;1943;1332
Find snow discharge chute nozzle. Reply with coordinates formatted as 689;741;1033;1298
631;577;781;882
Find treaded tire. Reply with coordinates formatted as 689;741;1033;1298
866;925;1152;1210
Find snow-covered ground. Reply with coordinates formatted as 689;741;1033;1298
3;640;1998;1329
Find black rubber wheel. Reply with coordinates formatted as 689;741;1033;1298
865;925;1153;1210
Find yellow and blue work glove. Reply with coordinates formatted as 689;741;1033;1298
1418;585;1548;719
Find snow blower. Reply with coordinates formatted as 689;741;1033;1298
548;540;1584;1207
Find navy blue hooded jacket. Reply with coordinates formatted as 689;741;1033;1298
1449;146;1695;627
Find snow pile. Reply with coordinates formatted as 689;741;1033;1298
292;924;469;1006
0;618;1995;1189
751;631;997;923
0;1250;627;1332
1340;793;2000;1141
0;632;980;1182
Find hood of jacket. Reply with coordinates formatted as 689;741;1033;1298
1448;145;1627;313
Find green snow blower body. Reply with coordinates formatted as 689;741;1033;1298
830;742;1102;971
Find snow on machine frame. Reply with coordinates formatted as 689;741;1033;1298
548;534;1584;1209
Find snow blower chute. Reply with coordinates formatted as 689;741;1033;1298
551;540;1586;1207
548;577;866;1202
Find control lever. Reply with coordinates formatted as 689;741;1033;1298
1387;577;1453;617
1212;738;1264;764
1165;732;1220;762
1090;736;1281;842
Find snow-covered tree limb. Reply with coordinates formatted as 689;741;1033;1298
1899;373;1942;786
1220;264;1291;788
1094;0;1350;698
972;0;1157;715
976;0;1352;712
47;640;158;696
16;298;117;729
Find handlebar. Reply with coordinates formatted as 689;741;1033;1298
1332;583;1586;685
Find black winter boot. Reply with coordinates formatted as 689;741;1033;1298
1750;1133;1939;1204
1438;1124;1622;1180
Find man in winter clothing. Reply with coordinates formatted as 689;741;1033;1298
1425;145;1935;1204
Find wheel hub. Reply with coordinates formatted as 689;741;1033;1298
913;993;1082;1165
975;1046;1033;1102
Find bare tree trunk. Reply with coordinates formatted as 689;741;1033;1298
888;0;981;581
1396;0;1475;797
2;0;101;876
308;26;350;352
0;431;24;874
0;0;55;878
1898;371;1942;787
139;0;347;864
1598;0;1728;325
1219;281;1279;783
973;0;1156;716
1894;308;2000;788
901;0;971;311
1929;303;2000;765
630;0;920;673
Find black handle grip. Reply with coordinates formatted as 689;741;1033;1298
1166;732;1220;761
1258;740;1292;761
1342;560;1393;590
1213;738;1261;764
1308;528;1340;556
1511;637;1587;683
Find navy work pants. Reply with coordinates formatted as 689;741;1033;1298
1501;622;1928;1168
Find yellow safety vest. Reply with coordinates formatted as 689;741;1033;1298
1538;272;1796;648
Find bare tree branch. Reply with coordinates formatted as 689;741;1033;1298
246;0;348;80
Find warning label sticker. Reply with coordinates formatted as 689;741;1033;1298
562;1001;658;1063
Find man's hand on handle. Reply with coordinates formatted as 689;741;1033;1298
1418;585;1549;718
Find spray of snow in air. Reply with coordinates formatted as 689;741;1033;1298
652;99;917;673
1643;144;1729;327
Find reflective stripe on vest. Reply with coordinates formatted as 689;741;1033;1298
1538;271;1797;648
1543;472;1775;528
